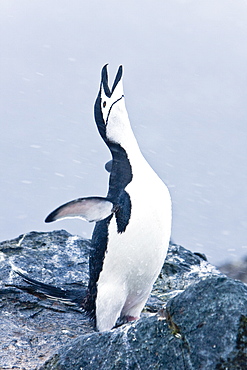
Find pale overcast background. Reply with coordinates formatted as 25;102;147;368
1;0;247;265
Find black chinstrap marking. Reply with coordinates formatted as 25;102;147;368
105;95;124;125
94;65;123;144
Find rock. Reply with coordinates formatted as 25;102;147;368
40;277;247;370
0;230;93;370
0;230;246;369
219;257;247;284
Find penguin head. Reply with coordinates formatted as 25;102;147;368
94;65;132;147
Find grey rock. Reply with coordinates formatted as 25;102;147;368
0;230;246;369
41;277;247;370
0;230;93;370
219;257;247;284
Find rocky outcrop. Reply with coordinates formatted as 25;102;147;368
219;257;247;284
0;230;246;369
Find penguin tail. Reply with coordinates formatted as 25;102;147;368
9;270;87;308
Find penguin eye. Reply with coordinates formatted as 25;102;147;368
103;101;106;108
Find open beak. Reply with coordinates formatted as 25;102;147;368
101;64;123;98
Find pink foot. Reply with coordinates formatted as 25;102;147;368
125;315;139;322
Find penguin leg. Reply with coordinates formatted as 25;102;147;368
120;291;151;323
95;284;126;332
121;301;144;322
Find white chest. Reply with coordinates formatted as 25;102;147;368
98;165;172;295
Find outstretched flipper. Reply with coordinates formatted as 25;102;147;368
11;270;86;307
45;196;114;223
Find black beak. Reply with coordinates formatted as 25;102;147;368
101;65;123;98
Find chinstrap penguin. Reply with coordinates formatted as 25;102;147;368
14;65;172;332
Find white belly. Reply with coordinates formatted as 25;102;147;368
96;169;171;330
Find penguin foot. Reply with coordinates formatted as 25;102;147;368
114;315;139;328
125;315;139;322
